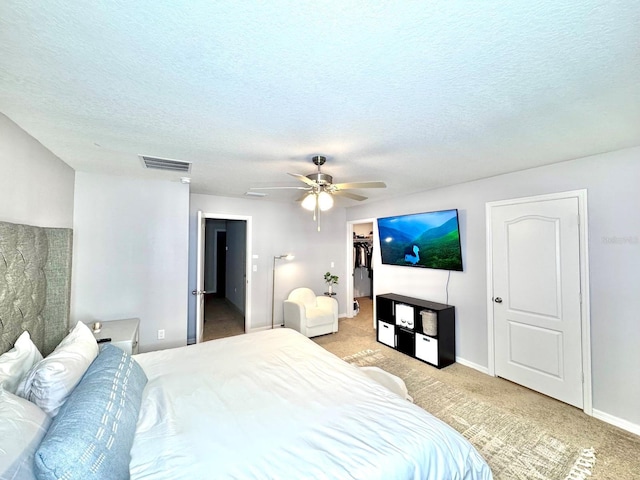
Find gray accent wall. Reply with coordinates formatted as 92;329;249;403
0;113;74;227
347;146;640;431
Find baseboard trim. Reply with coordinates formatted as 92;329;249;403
247;325;282;333
455;356;490;375
592;409;640;436
455;359;640;436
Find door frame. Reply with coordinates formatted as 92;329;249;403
197;212;252;342
485;189;592;415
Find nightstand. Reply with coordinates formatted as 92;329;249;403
88;318;140;355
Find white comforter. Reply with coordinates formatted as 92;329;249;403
130;329;492;480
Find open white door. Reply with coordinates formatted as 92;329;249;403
195;210;206;343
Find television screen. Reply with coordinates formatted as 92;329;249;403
377;209;463;271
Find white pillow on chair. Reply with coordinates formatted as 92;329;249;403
0;331;43;394
16;321;99;417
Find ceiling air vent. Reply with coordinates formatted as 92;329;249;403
140;155;192;173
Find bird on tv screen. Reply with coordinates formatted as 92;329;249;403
377;209;463;271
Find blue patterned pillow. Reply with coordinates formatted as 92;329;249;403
34;344;147;480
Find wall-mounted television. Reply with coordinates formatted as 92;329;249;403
377;209;463;271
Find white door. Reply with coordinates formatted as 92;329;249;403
491;196;584;408
195;210;206;343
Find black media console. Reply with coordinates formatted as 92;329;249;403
376;293;456;369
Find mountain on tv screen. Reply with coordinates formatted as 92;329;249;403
377;209;463;271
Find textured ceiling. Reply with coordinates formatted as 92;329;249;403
1;1;639;205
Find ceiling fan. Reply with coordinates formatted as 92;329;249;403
250;155;386;230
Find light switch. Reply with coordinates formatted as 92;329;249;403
253;265;258;272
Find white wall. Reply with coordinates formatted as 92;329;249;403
0;113;74;227
189;194;346;341
71;172;190;352
347;146;640;430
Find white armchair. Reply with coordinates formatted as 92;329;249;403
283;288;339;338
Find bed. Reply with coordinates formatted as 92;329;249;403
0;220;493;479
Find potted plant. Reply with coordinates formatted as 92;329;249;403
324;271;339;295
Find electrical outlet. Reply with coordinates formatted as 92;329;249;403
157;329;165;340
331;262;335;268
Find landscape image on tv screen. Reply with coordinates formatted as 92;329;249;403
377;209;463;271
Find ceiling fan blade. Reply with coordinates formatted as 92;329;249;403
332;181;387;190
250;186;310;190
333;191;368;201
288;173;317;187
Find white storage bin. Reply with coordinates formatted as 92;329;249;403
378;320;395;348
415;333;438;366
396;303;414;329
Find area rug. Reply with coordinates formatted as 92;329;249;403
343;350;596;480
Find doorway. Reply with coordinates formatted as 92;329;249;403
486;190;592;412
346;219;376;328
196;212;252;343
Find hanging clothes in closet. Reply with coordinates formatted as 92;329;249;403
353;238;373;299
354;241;372;270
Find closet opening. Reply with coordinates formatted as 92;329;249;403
346;219;375;328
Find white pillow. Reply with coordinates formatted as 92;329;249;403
0;331;43;394
16;322;99;417
0;387;52;480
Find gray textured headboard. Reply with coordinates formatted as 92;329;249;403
0;221;73;356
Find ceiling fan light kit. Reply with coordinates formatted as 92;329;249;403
301;193;317;211
250;155;386;231
317;191;334;211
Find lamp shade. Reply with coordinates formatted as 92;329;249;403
317;191;334;211
301;193;316;211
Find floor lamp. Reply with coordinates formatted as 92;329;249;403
272;254;294;329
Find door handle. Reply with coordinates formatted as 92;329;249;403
494;297;503;303
192;290;206;295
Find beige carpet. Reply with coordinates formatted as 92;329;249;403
314;297;640;480
202;296;245;342
345;349;595;480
